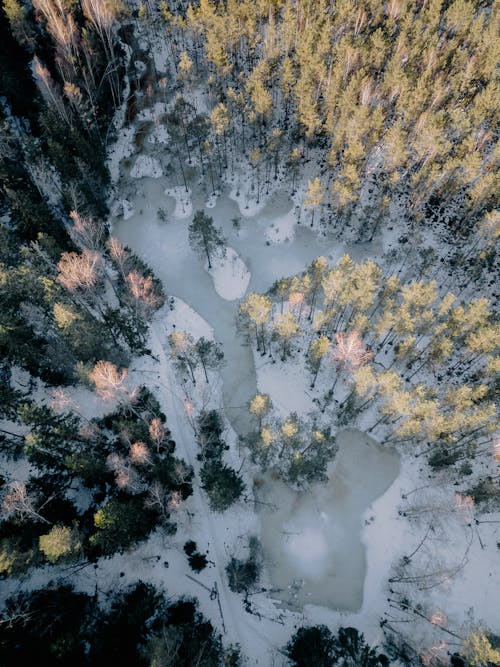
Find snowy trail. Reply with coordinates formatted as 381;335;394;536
147;322;283;664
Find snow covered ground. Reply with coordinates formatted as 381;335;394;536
105;115;499;663
208;247;250;301
4;81;496;667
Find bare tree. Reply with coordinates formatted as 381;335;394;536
129;441;151;465
2;482;51;524
68;210;106;250
330;330;373;395
126;271;164;317
57;249;103;293
107;237;131;278
149;418;166;453
89;360;128;400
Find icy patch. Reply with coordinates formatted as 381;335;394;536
283;522;330;581
208;247;250;301
256;430;400;611
265;209;296;244
165;186;192;219
130;155;163;179
255;356;314;418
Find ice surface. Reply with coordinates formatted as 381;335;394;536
255;430;400;611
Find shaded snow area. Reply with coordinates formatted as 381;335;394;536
130;155;163;178
229;184;270;218
208;247;250;300
106;125;135;182
165;297;213;339
110;198;135;220
256;430;400;611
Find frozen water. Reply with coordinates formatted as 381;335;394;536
255;430;400;611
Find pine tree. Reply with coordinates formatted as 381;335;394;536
306;336;330;387
194;337;224;382
239;293;272;353
168;331;198;384
249;393;271;430
273;311;300;361
188;210;225;269
304;177;324;227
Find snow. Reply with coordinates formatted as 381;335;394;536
254;354;315;417
122;199;135;219
106;125;135;183
147;123;169;145
229;183;270;218
130;155;163;179
5;48;497;667
165;297;213;340
256;430;400;611
165;186;193;218
265;209;297;244
208;247;250;301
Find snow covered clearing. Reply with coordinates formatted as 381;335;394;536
105;119;499;661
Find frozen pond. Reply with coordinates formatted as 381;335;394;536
112;176;327;434
112;173;381;434
255;430;400;611
112;164;397;612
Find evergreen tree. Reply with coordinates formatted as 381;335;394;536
188;210;225;269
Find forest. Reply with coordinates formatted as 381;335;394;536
0;1;498;665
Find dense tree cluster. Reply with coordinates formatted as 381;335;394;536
0;383;192;574
0;582;240;667
196;409;244;511
0;2;498;664
131;0;498;244
240;254;498;474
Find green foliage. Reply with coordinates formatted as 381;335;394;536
286;625;337;667
226;536;261;593
196;409;226;461
0;585;92;666
200;460;244;512
0;582;237;667
0;535;39;577
461;629;500;667
39;524;82;564
286;625;389;667
188;210;225;268
89;496;157;556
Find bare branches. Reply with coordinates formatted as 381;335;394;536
332;330;373;370
89;360;128;400
2;482;51;525
126;271;164;315
68;211;106;251
57;249;103;293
